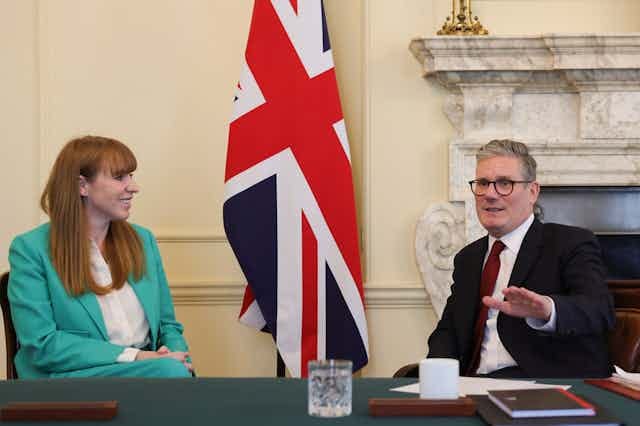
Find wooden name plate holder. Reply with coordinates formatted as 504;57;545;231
369;397;476;416
0;401;118;421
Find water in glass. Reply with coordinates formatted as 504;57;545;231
307;359;352;417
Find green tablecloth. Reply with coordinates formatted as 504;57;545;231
0;378;637;425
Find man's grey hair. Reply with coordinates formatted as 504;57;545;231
476;139;537;181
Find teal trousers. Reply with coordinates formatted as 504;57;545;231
49;358;191;378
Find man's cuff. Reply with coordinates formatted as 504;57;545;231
526;296;557;332
117;347;141;363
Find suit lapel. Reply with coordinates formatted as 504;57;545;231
75;275;159;347
130;274;158;347
458;237;488;331
77;293;109;340
508;219;544;286
467;237;489;304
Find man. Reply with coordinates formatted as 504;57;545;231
427;139;614;378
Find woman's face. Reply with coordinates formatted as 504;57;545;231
80;169;139;225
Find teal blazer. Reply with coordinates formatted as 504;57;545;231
8;223;189;379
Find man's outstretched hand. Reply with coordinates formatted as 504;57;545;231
482;286;552;321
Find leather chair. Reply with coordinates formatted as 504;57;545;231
393;362;419;378
607;280;640;373
393;279;640;377
0;271;19;379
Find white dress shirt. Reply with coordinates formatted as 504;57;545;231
89;240;150;362
475;214;557;374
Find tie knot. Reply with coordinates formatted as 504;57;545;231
489;240;505;258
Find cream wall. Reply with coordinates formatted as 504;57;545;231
0;0;40;380
1;0;638;379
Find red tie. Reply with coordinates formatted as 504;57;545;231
466;240;505;375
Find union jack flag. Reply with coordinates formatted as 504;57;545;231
223;0;369;377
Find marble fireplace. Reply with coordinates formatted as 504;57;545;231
409;34;640;317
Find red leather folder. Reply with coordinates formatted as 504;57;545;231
585;378;640;401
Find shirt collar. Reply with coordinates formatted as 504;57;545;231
88;239;111;286
488;213;534;254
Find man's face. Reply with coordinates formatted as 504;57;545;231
474;156;539;238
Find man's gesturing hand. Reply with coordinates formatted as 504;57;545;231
482;286;552;321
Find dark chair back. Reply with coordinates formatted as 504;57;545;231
392;362;418;378
0;271;18;379
607;280;640;373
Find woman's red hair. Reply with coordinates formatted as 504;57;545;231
41;136;145;296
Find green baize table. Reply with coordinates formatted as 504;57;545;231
0;378;637;425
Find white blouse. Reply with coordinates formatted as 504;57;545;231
89;240;150;362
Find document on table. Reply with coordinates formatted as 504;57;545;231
390;377;571;397
614;365;638;379
611;365;640;390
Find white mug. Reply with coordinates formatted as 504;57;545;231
419;358;459;399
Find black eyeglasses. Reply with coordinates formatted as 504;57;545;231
468;179;532;196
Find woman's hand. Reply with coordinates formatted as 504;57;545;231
135;346;194;372
157;345;194;372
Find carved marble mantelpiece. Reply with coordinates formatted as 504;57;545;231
410;34;640;317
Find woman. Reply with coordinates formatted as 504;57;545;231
8;136;193;378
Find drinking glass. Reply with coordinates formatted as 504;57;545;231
307;359;352;417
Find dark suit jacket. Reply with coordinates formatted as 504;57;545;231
427;219;615;378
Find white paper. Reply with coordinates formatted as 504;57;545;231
614;365;640;384
612;365;640;390
391;376;571;396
